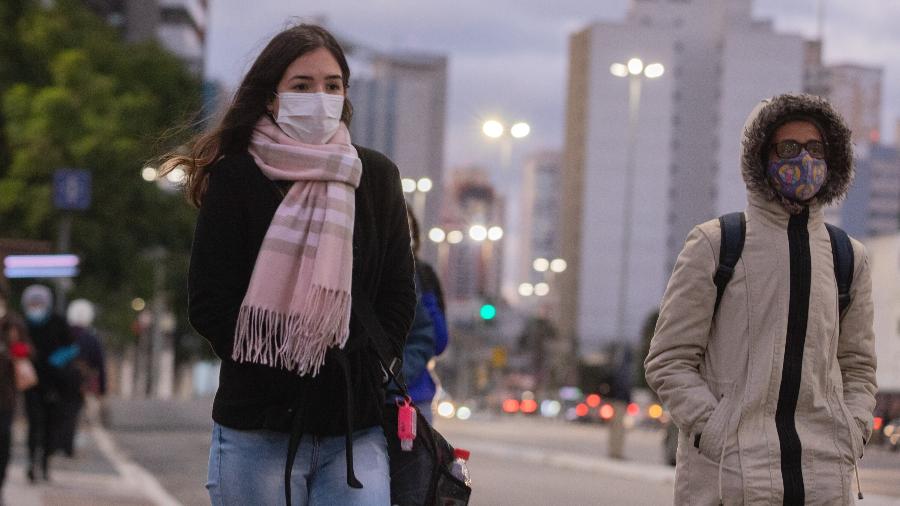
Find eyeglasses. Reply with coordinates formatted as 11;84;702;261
771;139;826;160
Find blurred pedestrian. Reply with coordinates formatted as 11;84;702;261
391;209;450;423
22;284;79;482
0;287;33;502
161;24;415;505
64;299;107;454
607;343;633;460
645;94;877;504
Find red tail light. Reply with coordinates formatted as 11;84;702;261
521;399;538;414
502;399;520;413
575;403;589;417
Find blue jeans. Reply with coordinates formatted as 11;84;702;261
207;423;390;506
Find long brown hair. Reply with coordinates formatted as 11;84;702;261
159;24;353;207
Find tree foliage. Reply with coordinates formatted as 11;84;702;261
0;0;202;353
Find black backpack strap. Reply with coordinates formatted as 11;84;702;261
714;212;746;313
826;223;854;319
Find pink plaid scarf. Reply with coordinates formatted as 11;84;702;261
233;117;362;376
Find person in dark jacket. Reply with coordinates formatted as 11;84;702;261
160;24;415;505
21;284;76;482
64;299;107;456
398;209;450;423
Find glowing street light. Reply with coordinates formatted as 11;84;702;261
644;63;665;79
417;177;433;193
428;227;446;243
166;167;186;184
482;120;504;139
401;178;417;193
627;57;644;75
510;122;531;139
447;230;464;244
141;167;158;182
534;282;550;297
469;225;488;242
519;283;535;297
533;258;550;272
610;63;628;77
550;258;568;273
487;226;504;241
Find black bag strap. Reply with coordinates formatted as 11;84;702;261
826;223;854;319
350;285;409;396
714;212;746;313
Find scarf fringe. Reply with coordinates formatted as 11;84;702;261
232;287;352;376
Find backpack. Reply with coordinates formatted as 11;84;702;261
713;212;854;318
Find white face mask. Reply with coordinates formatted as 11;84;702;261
274;92;344;144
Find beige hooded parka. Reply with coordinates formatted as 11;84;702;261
645;94;877;505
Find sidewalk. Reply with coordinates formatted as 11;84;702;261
3;420;180;506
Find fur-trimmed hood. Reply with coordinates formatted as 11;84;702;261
740;93;854;205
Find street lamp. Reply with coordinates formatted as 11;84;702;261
141;167;158;182
469;225;488;242
402;177;433;222
428;227;446;243
482;120;504;138
550;258;567;273
533;258;550;273
510;122;531;139
519;283;535;297
487;226;504;241
482;119;530;172
610;56;664;342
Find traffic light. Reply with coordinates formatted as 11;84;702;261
479;304;497;321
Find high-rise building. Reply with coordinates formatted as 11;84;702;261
439;168;505;303
803;39;830;97
559;0;806;353
516;151;563;306
347;50;448;245
828;64;883;145
839;144;900;238
83;0;207;75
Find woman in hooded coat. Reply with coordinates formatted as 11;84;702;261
645;94;877;505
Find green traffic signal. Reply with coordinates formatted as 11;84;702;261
480;304;497;320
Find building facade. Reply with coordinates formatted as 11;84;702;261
83;0;207;75
828;64;883;145
839;144;900;238
347;50;448;244
517;152;562;286
559;0;806;353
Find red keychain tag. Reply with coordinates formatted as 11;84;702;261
397;397;417;451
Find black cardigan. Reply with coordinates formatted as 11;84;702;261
188;146;416;437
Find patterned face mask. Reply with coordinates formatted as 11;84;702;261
767;151;827;202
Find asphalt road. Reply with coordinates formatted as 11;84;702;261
104;399;900;506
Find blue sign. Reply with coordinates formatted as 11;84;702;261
53;169;92;211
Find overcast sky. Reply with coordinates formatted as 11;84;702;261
205;0;900;170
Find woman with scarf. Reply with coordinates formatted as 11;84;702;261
160;24;416;505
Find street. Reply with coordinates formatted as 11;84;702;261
8;398;898;506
